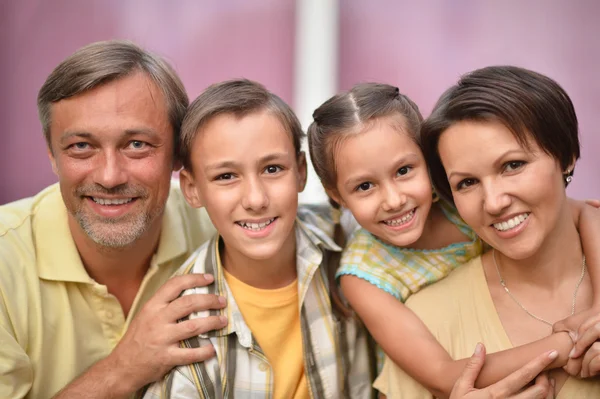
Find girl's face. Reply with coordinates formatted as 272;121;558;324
181;110;306;262
330;117;434;247
439;120;570;260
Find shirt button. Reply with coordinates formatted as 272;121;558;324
258;362;269;372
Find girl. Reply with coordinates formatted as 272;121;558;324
307;82;600;398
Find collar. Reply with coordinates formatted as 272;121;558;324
36;183;189;283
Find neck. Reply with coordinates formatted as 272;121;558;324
69;216;162;315
494;204;584;289
222;228;298;290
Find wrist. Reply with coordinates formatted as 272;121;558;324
99;352;140;397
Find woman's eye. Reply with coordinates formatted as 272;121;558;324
356;182;373;192
504;161;525;172
397;166;412;176
457;178;477;190
264;165;282;174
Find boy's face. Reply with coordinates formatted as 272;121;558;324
181;110;307;262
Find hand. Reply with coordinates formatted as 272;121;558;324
557;309;600;378
105;273;228;394
585;199;600;208
450;343;557;399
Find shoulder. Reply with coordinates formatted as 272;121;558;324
405;256;484;323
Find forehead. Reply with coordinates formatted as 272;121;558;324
193;110;296;162
50;72;171;140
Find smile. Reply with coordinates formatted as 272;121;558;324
236;217;277;231
91;197;134;206
382;209;415;226
493;213;529;231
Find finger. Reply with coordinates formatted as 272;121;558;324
171;344;217;366
580;342;600;378
510;373;550;399
153;273;216;303
563;356;583;377
490;350;558;397
167;293;227;321
572;322;600;358
451;343;486;396
587;354;600;378
171;315;228;341
584;199;600;208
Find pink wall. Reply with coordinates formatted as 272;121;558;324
2;1;598;204
339;0;600;200
0;0;295;204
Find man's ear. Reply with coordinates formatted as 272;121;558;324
47;147;58;176
179;169;204;208
325;187;346;208
296;151;308;192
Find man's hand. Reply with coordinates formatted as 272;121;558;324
450;343;556;399
73;273;227;398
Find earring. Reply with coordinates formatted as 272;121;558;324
432;189;440;203
566;175;573;184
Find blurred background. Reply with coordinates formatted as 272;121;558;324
1;0;598;205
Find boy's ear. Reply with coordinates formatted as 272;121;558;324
179;169;204;208
296;151;308;192
325;187;346;208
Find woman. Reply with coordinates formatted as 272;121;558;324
374;66;600;398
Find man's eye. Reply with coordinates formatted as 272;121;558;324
72;142;90;150
264;165;282;174
129;141;146;149
356;182;373;192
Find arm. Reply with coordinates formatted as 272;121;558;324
569;199;600;306
341;276;571;398
53;273;227;399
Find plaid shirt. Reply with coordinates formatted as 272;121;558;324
141;206;373;399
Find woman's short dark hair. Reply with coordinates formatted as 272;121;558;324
421;65;580;203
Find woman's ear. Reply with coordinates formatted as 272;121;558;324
179;169;204;208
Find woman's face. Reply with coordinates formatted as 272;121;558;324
438;120;570;260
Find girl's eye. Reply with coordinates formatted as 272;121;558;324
504;160;525;172
216;173;234;181
457;178;477;190
397;166;412;176
129;140;147;150
356;182;373;192
264;165;282;174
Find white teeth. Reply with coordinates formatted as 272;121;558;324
238;218;275;231
493;213;529;231
383;209;415;226
92;197;133;206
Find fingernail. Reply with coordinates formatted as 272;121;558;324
474;342;483;355
550;377;555;388
219;315;228;324
569;331;578;342
569;347;576;358
218;296;227;305
204;273;214;282
548;350;558;360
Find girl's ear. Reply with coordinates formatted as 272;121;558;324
179;169;204;208
296;151;308;192
325;187;346;208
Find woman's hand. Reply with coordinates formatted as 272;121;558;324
450;343;557;399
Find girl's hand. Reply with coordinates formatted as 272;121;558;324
450;343;557;399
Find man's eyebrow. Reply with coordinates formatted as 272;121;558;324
59;129;160;145
59;132;92;145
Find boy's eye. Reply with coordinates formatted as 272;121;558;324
504;160;525;172
397;166;412;176
216;173;234;180
356;182;373;192
264;165;282;174
456;178;477;190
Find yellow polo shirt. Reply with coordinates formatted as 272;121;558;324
0;182;215;399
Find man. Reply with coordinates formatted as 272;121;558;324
0;40;225;399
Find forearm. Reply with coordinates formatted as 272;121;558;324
470;331;572;388
52;356;135;399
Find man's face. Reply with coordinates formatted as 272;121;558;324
48;72;175;248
